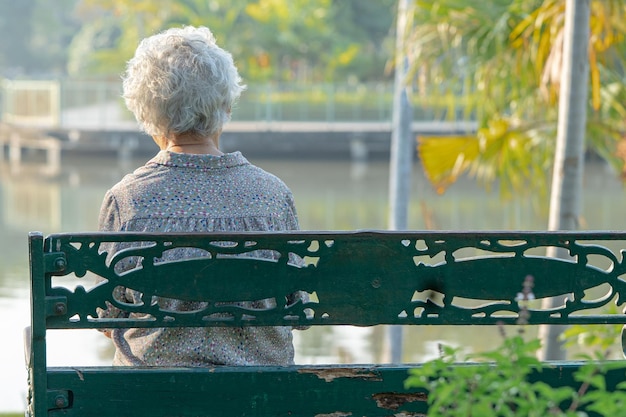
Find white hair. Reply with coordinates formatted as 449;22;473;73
122;26;246;138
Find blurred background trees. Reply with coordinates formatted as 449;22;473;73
411;0;626;197
0;0;396;83
0;0;79;77
2;0;626;197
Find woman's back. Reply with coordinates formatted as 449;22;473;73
98;150;300;366
100;151;298;233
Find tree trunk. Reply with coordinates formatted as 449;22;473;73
538;0;590;361
387;0;413;364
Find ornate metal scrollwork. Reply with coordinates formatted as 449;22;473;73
43;231;626;329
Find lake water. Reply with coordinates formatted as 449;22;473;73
1;153;625;412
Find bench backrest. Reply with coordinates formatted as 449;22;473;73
27;230;626;416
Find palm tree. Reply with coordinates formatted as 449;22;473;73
388;0;414;364
410;0;626;198
538;0;590;361
406;0;626;359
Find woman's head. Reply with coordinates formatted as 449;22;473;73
123;26;245;139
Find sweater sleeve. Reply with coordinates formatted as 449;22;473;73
282;190;310;328
96;190;129;320
98;190;122;232
284;190;300;231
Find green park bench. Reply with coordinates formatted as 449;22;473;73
25;230;626;416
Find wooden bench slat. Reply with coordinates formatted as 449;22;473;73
46;365;419;416
44;362;616;417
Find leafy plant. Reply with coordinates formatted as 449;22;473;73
405;277;626;416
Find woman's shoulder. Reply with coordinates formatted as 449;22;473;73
104;160;162;198
241;163;292;193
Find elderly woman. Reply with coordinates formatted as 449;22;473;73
97;26;301;367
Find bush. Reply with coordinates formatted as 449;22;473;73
405;278;626;416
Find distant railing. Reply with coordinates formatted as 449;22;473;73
1;79;61;127
0;78;471;130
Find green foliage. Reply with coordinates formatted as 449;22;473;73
406;318;626;417
0;0;395;81
67;0;395;83
411;0;626;196
406;334;569;416
419;117;553;198
562;304;624;357
406;327;626;416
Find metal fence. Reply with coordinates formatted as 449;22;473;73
1;79;469;130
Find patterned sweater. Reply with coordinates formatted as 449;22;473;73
97;150;300;366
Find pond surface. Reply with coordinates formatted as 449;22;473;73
1;154;625;411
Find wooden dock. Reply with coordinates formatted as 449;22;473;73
0;120;477;174
0;123;63;175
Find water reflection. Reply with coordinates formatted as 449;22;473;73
1;155;624;411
